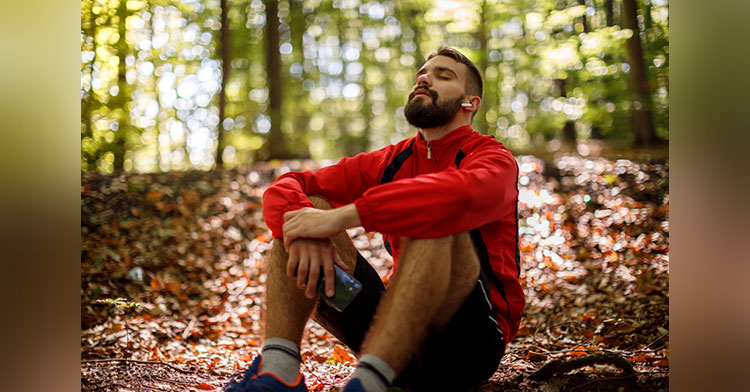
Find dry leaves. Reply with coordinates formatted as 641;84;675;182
81;155;669;391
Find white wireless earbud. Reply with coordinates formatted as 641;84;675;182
461;103;472;108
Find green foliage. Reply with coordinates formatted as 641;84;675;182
81;0;669;173
95;297;142;309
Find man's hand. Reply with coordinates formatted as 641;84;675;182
282;204;361;251
286;238;347;298
282;204;360;298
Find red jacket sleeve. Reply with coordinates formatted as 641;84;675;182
262;146;394;238
355;141;518;238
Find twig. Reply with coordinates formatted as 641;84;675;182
528;353;636;382
181;316;198;340
567;373;637;392
535;345;664;357
82;358;198;374
300;355;328;390
627;331;668;353
605;319;657;340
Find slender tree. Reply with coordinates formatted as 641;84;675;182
621;0;658;146
289;0;310;152
81;0;99;171
604;0;616;27
262;0;285;159
113;0;130;170
557;78;577;147
577;0;590;33
474;0;490;134
216;0;231;167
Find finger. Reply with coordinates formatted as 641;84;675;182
323;248;335;298
282;222;297;251
306;250;321;298
286;244;299;278
283;209;299;221
296;250;309;290
333;251;351;274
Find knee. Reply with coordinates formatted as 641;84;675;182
401;235;453;249
402;233;478;267
400;236;454;260
307;195;332;210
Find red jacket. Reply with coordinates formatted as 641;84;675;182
262;125;524;342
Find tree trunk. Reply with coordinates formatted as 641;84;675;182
621;0;658;146
113;0;129;170
473;0;489;134
578;0;590;33
605;0;616;26
262;0;285;159
289;0;310;153
82;0;98;170
404;7;425;67
150;2;161;170
556;79;577;148
216;0;231;167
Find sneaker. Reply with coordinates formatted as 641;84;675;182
224;355;308;392
341;378;366;392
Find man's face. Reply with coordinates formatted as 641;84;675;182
404;55;467;129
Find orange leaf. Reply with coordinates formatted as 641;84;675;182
569;345;588;358
629;353;648;362
652;359;669;367
146;191;164;202
331;345;355;364
195;383;214;390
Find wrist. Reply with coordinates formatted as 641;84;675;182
336;204;361;230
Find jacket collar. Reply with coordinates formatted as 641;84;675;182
416;124;473;148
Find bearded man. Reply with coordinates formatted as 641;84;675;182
225;47;524;392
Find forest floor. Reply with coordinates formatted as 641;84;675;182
81;152;669;392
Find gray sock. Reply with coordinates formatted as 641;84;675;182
350;354;395;392
258;338;302;384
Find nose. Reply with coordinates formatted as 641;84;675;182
416;72;430;87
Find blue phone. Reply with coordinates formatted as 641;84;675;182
317;264;362;312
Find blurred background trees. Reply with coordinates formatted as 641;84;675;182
80;0;668;173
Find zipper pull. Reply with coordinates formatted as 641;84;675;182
426;141;432;159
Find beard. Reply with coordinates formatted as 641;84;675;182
404;88;464;129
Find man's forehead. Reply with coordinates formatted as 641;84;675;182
417;55;466;78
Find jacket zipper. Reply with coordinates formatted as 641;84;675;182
426;141;432;159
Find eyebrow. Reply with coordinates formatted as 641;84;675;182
416;66;458;78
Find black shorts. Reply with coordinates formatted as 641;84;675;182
312;253;506;391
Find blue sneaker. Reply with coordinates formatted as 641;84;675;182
341;378;366;392
224;355;308;392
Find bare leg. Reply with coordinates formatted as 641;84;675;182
359;232;480;374
264;196;358;343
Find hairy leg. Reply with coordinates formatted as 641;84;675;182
432;232;481;329
359;232;480;374
264;195;358;343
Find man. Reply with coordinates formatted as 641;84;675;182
225;47;524;392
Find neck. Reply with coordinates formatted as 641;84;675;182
419;116;471;142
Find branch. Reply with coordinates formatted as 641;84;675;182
82;358;198;374
528;353;636;382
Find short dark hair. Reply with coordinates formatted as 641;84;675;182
427;46;483;100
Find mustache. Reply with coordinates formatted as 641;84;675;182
408;87;438;102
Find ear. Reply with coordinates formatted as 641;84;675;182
463;96;481;112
